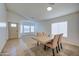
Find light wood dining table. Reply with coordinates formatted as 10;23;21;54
31;36;54;45
31;36;54;50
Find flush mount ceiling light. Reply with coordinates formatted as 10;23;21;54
47;3;55;11
47;7;52;11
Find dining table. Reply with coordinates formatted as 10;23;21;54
31;36;54;45
31;36;54;50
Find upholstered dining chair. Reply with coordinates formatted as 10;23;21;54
42;32;48;37
36;32;48;46
57;33;63;51
44;34;59;56
36;32;42;46
37;32;43;37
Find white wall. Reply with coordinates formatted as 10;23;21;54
0;4;8;52
40;12;79;44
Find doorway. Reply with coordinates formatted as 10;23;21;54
8;22;18;39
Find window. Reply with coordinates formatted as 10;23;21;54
51;21;67;37
23;24;35;33
24;25;30;33
11;24;17;27
0;22;6;27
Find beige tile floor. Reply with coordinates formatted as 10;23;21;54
1;38;79;56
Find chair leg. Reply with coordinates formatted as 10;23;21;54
44;45;47;51
46;46;50;50
58;44;60;51
52;49;55;56
37;42;39;46
56;47;58;53
60;43;63;49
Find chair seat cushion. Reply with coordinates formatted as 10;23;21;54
46;44;53;48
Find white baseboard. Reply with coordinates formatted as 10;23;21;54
63;39;79;47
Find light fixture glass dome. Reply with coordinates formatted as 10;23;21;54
47;7;52;11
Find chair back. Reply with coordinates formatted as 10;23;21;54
51;34;59;48
42;32;48;37
58;33;63;44
37;32;43;37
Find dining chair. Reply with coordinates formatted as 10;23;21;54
57;33;63;51
42;32;48;37
45;34;59;56
36;32;48;46
36;32;42;46
37;32;43;37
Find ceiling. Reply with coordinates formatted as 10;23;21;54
6;3;79;21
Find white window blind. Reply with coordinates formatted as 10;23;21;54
51;21;67;37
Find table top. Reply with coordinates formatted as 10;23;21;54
32;36;53;44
